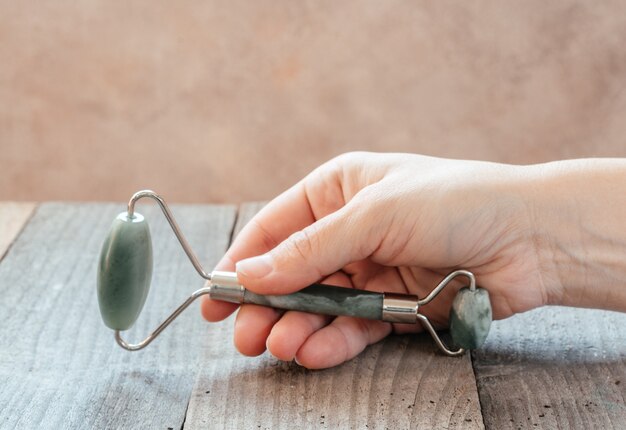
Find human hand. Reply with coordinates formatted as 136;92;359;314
201;152;626;368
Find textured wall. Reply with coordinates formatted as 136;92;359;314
1;1;625;203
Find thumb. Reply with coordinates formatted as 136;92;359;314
235;203;376;295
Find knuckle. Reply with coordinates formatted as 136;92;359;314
286;228;318;262
332;151;372;167
249;219;279;251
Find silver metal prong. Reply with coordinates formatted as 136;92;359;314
114;272;247;351
114;285;212;351
127;190;212;281
416;314;465;357
417;269;475;306
413;270;475;356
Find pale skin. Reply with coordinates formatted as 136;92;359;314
201;152;626;369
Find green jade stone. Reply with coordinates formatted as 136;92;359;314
244;284;383;320
97;212;153;330
449;287;492;350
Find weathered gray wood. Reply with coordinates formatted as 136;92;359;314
0;202;236;429
0;202;36;260
473;307;626;429
185;202;484;429
4;201;624;429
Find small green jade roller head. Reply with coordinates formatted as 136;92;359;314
97;190;493;355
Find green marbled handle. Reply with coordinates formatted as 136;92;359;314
243;284;383;320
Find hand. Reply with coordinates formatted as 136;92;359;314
201;152;626;368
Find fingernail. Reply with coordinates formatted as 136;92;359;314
236;254;273;279
294;356;302;366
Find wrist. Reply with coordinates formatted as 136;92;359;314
523;159;626;311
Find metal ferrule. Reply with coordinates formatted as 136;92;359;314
382;293;419;323
208;271;245;304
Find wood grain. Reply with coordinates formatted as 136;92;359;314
184;202;485;429
0;202;236;429
2;201;624;429
473;307;626;429
0;202;36;260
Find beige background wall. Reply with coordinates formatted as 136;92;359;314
1;1;625;204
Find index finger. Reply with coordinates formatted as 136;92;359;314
201;180;317;321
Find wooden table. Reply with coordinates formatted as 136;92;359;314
0;202;624;429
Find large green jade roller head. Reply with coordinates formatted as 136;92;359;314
97;190;493;355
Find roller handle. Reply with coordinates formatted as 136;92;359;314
244;284;384;320
208;271;419;323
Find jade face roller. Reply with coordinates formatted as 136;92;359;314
97;190;492;356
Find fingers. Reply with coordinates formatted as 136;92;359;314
230;181;318;257
265;311;332;361
233;304;283;356
202;153;389;321
233;283;393;368
263;271;350;360
235;272;348;358
201;181;318;322
236;190;386;295
295;317;392;369
236;307;393;368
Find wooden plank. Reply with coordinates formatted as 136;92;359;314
185;202;485;429
0;202;36;260
0;202;236;429
473;307;626;429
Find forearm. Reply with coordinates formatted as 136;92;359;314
524;158;626;311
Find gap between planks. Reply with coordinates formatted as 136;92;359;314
0;202;37;261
